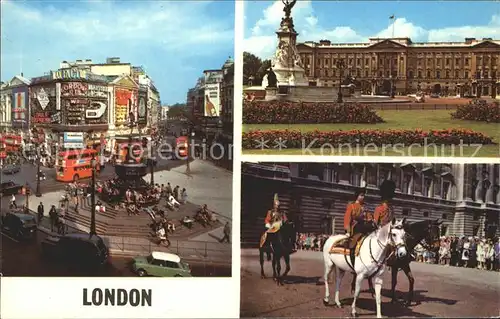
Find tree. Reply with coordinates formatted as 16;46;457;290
243;52;263;86
167;104;187;118
257;59;272;84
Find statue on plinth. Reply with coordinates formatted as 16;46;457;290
282;0;296;18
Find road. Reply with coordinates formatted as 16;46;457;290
240;249;500;318
0;229;231;277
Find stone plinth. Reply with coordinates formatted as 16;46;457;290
265;86;339;102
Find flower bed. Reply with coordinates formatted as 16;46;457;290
451;100;500;123
243;100;384;124
242;128;495;149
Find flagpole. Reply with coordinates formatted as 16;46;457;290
391;15;396;38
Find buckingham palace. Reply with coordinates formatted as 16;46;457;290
241;162;500;245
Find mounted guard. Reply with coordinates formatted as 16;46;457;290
374;179;397;227
342;187;375;268
260;194;287;248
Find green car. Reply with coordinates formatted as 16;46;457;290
131;251;192;277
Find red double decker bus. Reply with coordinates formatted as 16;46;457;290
56;148;101;182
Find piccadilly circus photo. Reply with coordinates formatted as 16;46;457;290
1;0;500;318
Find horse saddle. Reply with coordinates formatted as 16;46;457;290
329;235;366;256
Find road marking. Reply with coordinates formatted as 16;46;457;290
0;231;19;243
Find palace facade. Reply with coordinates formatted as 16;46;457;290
296;37;500;98
241;162;500;245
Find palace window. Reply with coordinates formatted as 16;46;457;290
379;71;382;77
492;57;497;65
418;59;422;66
418;70;422;78
365;70;369;77
465;71;469;78
442;213;448;220
349;59;353;65
402;208;411;216
442;181;451;199
446;70;450;78
473;212;480;221
455;70;460;78
325;59;330;67
493;71;497;79
427;70;431;78
408;70;414;78
465;58;469;66
446;58;450;66
403;174;413;194
424;177;433;197
365;58;369;65
437;58;442;66
386;70;390;77
436;70;441;79
484;71;489;78
476;71;481;79
423;211;429;217
473;225;479;236
357;70;361;77
357;58;361;65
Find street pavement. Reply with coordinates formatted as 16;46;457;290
144;159;233;243
0;228;231;277
240;249;500;318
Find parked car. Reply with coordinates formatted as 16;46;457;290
2;164;21;175
41;233;109;270
0;212;37;240
0;181;23;197
131;251;192;277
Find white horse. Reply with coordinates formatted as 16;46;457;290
322;218;408;318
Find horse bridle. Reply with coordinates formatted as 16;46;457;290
370;223;407;267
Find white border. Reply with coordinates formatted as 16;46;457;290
0;2;244;319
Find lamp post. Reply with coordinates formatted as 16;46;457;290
336;59;345;103
149;158;155;185
186;131;195;174
35;158;42;197
90;154;97;236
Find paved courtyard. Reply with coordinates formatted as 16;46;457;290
240;249;500;318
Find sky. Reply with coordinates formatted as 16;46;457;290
244;0;500;59
1;0;234;105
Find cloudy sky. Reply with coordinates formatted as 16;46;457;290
1;0;234;104
244;0;500;59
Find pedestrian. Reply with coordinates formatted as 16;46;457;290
10;194;17;209
49;205;57;232
166;183;173;196
173;185;179;201
180;188;188;204
37;202;44;225
220;222;231;243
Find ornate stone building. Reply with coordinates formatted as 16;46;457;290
296;37;500;98
241;162;500;245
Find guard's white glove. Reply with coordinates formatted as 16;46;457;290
346;232;350;237
265;223;271;229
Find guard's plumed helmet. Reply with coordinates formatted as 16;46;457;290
379;179;396;201
274;193;280;206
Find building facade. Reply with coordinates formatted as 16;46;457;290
296;37;500;98
241;162;500;244
0;82;12;133
219;57;234;171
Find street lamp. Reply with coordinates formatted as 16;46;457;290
90;154;97;236
35;158;42;197
336;59;345;103
149;158;155;185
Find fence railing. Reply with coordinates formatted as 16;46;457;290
369;103;461;110
24;209;231;262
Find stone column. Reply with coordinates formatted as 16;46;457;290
474;164;483;203
485;164;495;204
360;164;367;187
454;163;465;202
464;164;474;201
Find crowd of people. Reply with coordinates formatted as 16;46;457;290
293;232;500;272
415;235;500;271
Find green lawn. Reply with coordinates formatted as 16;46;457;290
242;110;500;157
